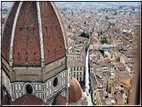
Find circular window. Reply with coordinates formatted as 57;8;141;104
26;85;33;94
53;77;58;87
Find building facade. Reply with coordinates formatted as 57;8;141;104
68;59;85;82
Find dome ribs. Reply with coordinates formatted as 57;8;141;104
2;2;20;63
40;2;65;65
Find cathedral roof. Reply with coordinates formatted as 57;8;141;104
1;95;10;105
52;94;67;105
2;1;67;67
12;94;42;105
68;77;82;103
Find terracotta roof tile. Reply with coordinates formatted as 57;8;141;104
52;95;67;105
12;94;42;105
1;95;10;105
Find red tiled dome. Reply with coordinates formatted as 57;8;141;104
12;94;42;105
52;94;67;105
68;77;82;103
2;1;67;67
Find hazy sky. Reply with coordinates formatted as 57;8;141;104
1;1;141;8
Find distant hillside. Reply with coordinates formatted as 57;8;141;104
55;2;140;7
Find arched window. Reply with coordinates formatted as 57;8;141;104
26;84;33;94
53;77;58;87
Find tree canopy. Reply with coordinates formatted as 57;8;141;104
2;8;8;14
104;55;108;58
105;16;109;20
79;32;89;38
100;37;108;44
68;24;71;29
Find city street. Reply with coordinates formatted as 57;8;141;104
85;49;93;105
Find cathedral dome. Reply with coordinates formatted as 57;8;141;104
1;1;68;105
68;77;82;103
1;1;67;82
52;94;67;105
2;1;67;67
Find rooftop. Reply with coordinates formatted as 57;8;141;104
12;94;42;105
68;59;85;68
